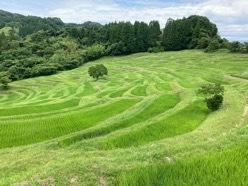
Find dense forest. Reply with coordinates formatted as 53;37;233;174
0;10;247;84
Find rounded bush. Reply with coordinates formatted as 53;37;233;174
205;94;223;111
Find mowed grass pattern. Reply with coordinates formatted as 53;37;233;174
0;99;139;148
0;50;248;185
60;94;180;146
98;100;209;149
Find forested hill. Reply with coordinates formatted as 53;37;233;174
0;10;246;87
0;10;64;36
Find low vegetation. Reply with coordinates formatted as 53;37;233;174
0;51;247;185
199;83;225;111
0;9;248;186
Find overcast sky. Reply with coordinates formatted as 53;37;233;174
0;0;247;41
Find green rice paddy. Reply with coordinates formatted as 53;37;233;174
0;50;247;185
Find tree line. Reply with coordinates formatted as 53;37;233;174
0;10;247;88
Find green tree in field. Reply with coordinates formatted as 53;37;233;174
205;94;224;111
88;64;108;81
0;72;11;89
199;83;224;111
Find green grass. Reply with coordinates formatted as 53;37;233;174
110;87;131;98
131;85;147;96
98;100;209;149
117;143;248;186
0;99;80;116
0;99;139;148
0;50;248;185
59;94;180;146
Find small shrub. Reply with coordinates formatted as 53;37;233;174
198;83;224;111
206;94;223;111
88;64;108;80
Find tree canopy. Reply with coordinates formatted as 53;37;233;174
88;64;108;80
162;16;218;51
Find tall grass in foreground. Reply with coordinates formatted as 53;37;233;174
98;100;209;149
0;99;139;148
60;94;180;146
117;144;248;186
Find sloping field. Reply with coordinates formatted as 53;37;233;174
0;50;248;185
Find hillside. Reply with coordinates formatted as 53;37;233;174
0;50;248;185
0;9;64;36
1;10;228;87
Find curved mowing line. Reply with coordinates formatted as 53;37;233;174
59;94;180;147
0;97;111;122
131;85;147;96
96;100;210;150
0;91;23;105
97;90;113;98
0;99;139;148
0;99;80;117
110;87;132;98
76;82;96;97
155;83;171;92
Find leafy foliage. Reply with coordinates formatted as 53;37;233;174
106;42;127;56
199;83;224;96
148;46;164;53
0;72;11;88
84;44;106;62
197;37;210;49
229;41;242;53
88;64;108;80
149;21;161;47
199;83;224;111
162;15;218;51
206;94;224;111
205;39;220;52
0;10;64;36
227;41;248;54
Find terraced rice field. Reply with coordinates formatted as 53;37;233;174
0;50;248;185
